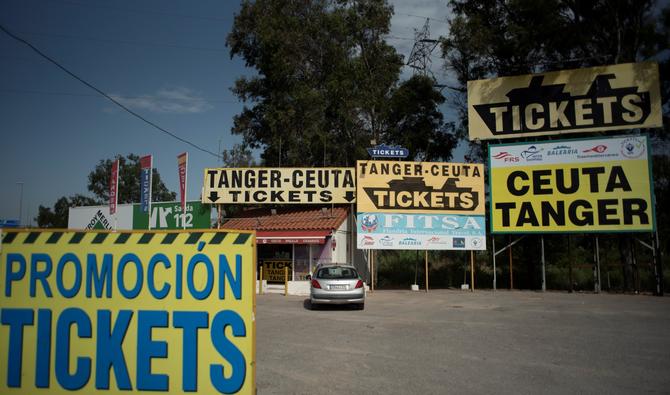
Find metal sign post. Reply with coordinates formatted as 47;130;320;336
541;236;546;292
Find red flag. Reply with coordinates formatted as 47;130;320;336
110;159;119;215
177;152;188;213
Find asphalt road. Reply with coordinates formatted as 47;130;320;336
256;290;670;394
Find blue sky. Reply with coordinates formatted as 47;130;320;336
0;0;456;225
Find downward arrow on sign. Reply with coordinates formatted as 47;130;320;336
343;191;355;202
207;191;219;203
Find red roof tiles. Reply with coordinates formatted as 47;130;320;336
222;206;349;231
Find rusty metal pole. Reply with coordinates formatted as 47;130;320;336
425;250;429;293
470;250;475;292
509;235;514;290
259;266;264;295
284;266;288;296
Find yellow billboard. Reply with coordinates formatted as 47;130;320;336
356;160;485;215
202;168;356;204
489;135;655;233
0;229;255;394
468;62;662;140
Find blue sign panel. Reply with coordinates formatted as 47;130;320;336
140;167;151;213
357;213;486;250
366;144;409;158
0;219;20;228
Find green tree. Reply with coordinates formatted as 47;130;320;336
36;194;99;228
87;154;176;203
222;143;257;167
386;75;458;161
227;0;454;165
439;0;669;292
37;154;176;228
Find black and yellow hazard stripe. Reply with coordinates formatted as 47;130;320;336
0;229;254;247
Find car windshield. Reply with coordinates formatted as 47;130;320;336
317;266;358;279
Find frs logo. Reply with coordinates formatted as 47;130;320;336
361;236;374;246
492;152;519;162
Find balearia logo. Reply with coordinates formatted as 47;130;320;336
399;237;421;246
547;145;578;156
473;74;653;135
361;236;375;246
520;145;543;161
379;235;394;246
453;237;466;248
361;214;378;232
620;137;646;158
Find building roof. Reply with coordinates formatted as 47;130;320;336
222;206;349;231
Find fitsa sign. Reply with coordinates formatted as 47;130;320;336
0;229;255;394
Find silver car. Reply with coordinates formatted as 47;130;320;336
310;265;365;310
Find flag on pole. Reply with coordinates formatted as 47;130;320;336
178;152;188;217
139;155;152;214
110;159;119;216
140;155;153;230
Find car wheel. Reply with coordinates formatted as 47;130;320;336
356;303;365;310
310;301;320;310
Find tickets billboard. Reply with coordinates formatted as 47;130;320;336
467;62;662;140
0;229;256;394
357;213;486;250
489;135;655;233
356;161;485;215
203;168;356;204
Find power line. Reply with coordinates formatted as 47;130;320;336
395;12;450;25
0;88;240;104
0;23;223;160
15;30;228;53
46;0;232;23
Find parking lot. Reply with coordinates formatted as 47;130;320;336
256;290;670;394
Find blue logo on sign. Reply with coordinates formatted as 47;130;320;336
361;214;378;232
453;238;465;248
367;144;409;158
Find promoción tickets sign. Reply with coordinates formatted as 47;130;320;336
0;229;256;394
356;161;485;215
202;168;356;204
489;135;655;233
467;62;662;140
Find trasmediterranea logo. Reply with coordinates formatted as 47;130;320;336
361;235;375;246
427;236;447;246
492;151;519;162
361;214;378;232
399;237;421;246
621;137;646;158
520;145;543;161
453;237;466;248
379;235;394;247
546;145;577;157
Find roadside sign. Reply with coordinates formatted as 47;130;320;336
0;229;256;394
489;135;655;233
467;62;662;140
0;219;20;228
356;213;486;250
366;144;409;158
356;160;485;215
203;168;356;204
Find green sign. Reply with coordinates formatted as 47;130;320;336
133;201;211;229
